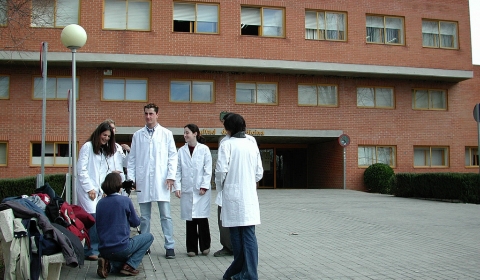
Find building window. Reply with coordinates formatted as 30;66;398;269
465;147;479;167
170;80;214;103
31;142;69;166
366;15;404;45
33;77;79;100
357;87;394;108
236;82;278;105
422;19;458;49
298;84;338;106
241;6;284;37
412;89;447;110
103;78;147;101
358;146;396;167
0;0;7;26
414;146;449;167
305;10;346;41
31;0;79;27
103;0;151;31
0;76;9;99
173;2;218;33
0;142;7;166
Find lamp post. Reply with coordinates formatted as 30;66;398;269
61;24;87;204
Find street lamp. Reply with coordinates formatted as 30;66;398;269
61;24;87;204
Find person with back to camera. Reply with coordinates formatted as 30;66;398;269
127;103;178;259
77;122;122;261
214;112;258;258
215;113;263;280
174;124;212;257
96;173;154;278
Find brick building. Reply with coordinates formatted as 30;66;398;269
0;0;477;190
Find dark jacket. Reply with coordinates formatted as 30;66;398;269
0;200;79;267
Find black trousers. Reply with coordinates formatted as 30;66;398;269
186;218;211;253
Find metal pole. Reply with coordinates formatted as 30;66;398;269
72;49;77;204
66;89;72;203
343;147;346;190
39;42;48;187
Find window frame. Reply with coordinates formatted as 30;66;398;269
412;88;447;110
31;0;80;28
169;79;215;103
413;146;449;168
298;83;338;107
173;2;219;34
422;19;459;49
102;77;148;102
357;86;395;108
235;82;278;105
0;75;10;99
30;142;70;167
0;142;7;166
32;76;79;100
240;6;285;37
103;0;151;31
366;14;405;45
305;10;347;41
358;145;396;168
465;147;479;167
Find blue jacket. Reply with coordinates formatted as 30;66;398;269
96;193;140;255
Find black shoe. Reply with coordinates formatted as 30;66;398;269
166;249;175;259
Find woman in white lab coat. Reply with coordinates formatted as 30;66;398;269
215;113;263;280
175;124;212;257
77;122;122;260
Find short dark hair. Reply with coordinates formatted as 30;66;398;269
223;113;246;136
102;173;123;195
184;123;206;144
144;103;159;114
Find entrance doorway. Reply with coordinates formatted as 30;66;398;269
258;145;308;189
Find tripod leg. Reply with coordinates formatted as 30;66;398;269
136;227;156;271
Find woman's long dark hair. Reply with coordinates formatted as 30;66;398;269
185;123;206;144
89;122;116;156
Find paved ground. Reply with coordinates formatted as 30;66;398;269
60;189;480;280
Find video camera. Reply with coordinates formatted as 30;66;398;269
122;180;136;196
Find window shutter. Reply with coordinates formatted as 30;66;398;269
386;17;402;29
127;1;150;30
439;22;456;35
366;16;384;28
197;4;218;23
241;7;261;25
305;11;318;29
173;2;195;21
422;20;439;34
56;0;79;26
104;0;127;29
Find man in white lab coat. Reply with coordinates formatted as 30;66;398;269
215;113;263;280
127;103;178;259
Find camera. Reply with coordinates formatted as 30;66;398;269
122;180;136;196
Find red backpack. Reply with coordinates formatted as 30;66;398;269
60;201;91;248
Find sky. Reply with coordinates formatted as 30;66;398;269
470;0;480;64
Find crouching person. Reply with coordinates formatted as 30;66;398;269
96;173;154;278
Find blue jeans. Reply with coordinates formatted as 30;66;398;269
139;201;175;249
85;213;99;257
103;233;154;272
223;226;258;280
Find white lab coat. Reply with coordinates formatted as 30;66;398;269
215;136;263;227
127;125;178;203
215;134;257;206
76;141;120;214
176;143;212;220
